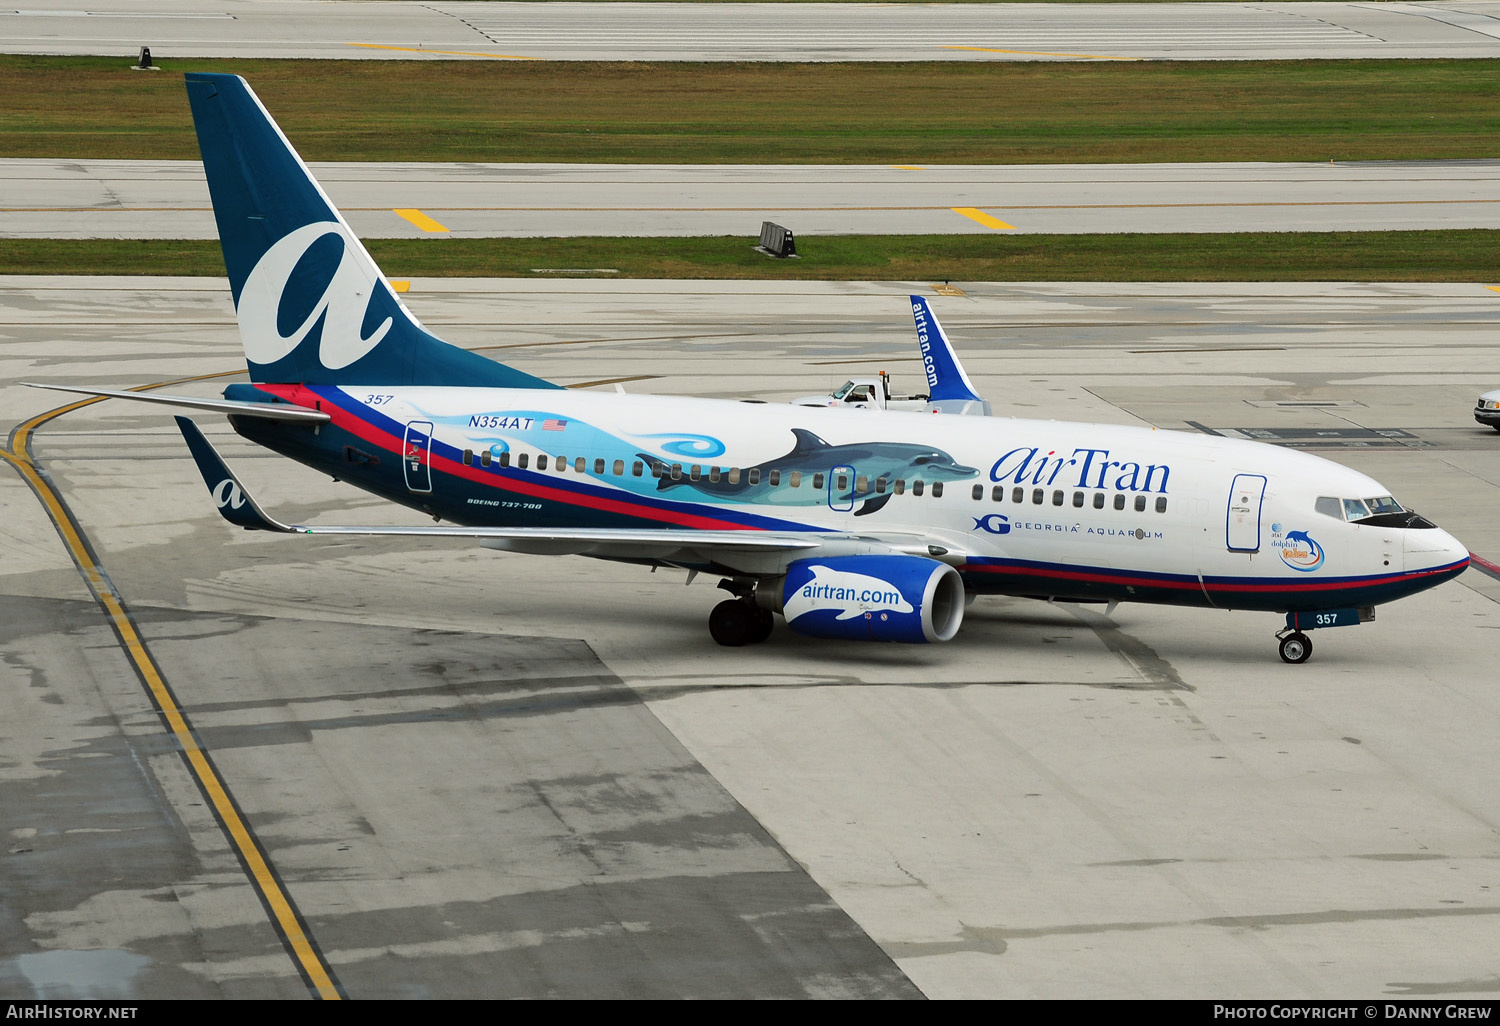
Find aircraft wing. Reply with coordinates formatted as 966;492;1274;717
176;417;958;566
24;382;331;423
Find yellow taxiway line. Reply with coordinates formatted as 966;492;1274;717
347;42;536;60
952;207;1015;230
945;45;1139;61
394;209;450;233
2;375;345;1001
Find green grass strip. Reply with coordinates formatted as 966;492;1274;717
5;232;1498;282
2;56;1497;163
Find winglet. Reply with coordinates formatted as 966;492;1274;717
175;416;295;532
909;296;985;405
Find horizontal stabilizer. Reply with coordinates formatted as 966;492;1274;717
25;383;330;423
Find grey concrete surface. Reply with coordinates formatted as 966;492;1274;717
4;275;1500;997
6;1;1500;61
8;159;1500;239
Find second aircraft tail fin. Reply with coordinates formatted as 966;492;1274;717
909;296;990;415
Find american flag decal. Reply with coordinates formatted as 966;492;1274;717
543;418;568;431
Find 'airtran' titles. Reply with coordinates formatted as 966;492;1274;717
990;446;1171;494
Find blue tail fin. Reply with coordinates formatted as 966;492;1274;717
185;72;558;390
909;296;984;405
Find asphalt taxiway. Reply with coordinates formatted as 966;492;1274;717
3;276;1500;998
6;0;1500;61
7;159;1500;239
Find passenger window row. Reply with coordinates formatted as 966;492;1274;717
456;452;963;497
456;449;1168;511
970;482;1168;514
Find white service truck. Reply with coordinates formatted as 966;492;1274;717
792;371;935;412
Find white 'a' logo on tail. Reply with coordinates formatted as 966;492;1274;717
237;221;394;369
212;478;245;510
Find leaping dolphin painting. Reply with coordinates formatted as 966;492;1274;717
638;428;979;515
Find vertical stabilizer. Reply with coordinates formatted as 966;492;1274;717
185;72;558;390
909;296;990;414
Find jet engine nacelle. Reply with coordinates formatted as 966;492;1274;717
776;555;965;643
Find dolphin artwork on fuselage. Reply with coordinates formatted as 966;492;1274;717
636;428;979;516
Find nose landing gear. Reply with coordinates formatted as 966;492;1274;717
1276;630;1312;664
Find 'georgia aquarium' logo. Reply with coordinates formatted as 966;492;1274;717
972;513;1011;535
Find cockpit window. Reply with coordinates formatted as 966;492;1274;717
1317;495;1407;522
1317;494;1429;528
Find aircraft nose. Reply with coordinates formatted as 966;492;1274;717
1404;525;1470;575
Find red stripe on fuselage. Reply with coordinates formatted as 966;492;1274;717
962;558;1468;594
251;384;782;533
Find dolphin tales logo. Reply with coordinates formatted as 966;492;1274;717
237;221;394;370
1276;529;1325;572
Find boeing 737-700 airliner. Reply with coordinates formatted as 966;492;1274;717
27;74;1471;662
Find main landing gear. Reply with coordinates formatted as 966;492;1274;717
1276;630;1312;665
709;579;775;647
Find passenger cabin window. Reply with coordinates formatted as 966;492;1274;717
1135;495;1147;512
974;484;985;501
932;482;944;498
1032;488;1044;504
912;480;925;496
749;468;761;485
481;450;493;468
1156;497;1168;513
537;455;549;470
632;460;643;477
893;480;906;495
1072;491;1084;508
1013;487;1025;504
1052;490;1064;506
462;449;473;466
1113;493;1125;510
517;453;529;469
813;473;825;490
1093;492;1105;509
